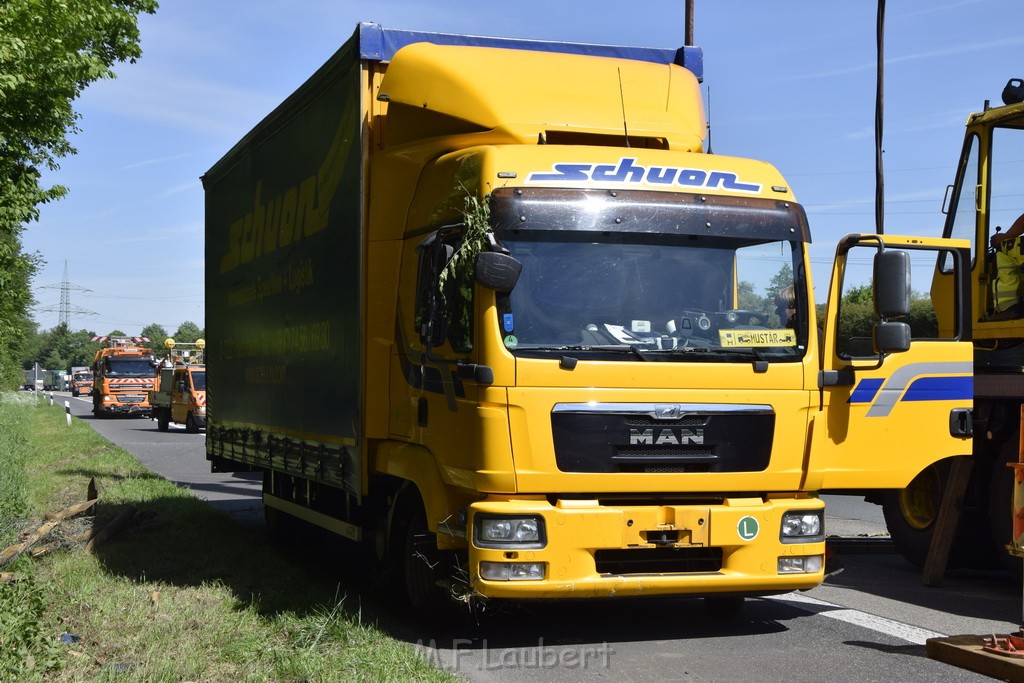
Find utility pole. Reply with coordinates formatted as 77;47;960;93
40;261;95;328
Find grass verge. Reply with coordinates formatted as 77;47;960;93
0;393;455;682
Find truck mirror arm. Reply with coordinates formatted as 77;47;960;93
456;361;494;384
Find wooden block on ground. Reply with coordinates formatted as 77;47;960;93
927;634;1024;682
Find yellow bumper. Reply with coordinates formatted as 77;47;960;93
468;496;824;599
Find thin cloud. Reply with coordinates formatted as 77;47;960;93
81;68;278;136
781;35;1024;85
120;150;214;172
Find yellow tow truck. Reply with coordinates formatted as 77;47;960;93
148;338;206;433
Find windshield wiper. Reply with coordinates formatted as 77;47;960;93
666;346;769;361
545;344;654;361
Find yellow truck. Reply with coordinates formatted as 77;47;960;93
919;77;1024;571
203;23;974;616
148;339;206;433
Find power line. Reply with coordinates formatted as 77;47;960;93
38;261;96;327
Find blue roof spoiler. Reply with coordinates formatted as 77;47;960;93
352;22;703;82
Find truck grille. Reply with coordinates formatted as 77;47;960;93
551;403;774;474
594;547;722;574
117;395;146;403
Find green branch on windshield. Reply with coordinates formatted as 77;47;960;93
439;194;490;351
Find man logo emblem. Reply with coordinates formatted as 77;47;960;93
654;404;682;420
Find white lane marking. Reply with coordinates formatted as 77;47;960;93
767;592;946;645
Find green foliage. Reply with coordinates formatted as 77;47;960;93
0;396;31;546
0;397;457;682
837;285;938;351
33;323;101;372
736;280;760;311
173;320;204;344
0;0;157;387
18;325;101;378
141;322;169;349
766;263;794;303
439;194;490;352
842;283;873;306
0;234;39;388
0;574;63;680
0;396;60;680
0;0;159;232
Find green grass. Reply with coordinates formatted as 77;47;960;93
0;393;456;682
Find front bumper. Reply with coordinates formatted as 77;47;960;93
99;402;151;417
466;496;825;599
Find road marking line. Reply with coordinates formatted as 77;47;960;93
768;592;946;645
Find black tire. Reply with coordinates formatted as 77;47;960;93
185;413;198;433
882;460;1001;569
392;493;466;621
157;410;169;431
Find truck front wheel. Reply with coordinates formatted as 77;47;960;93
392;492;468;621
882;459;1000;569
185;413;199;433
157;410;169;431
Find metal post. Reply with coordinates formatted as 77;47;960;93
685;0;694;46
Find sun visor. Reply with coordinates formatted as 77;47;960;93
377;42;706;151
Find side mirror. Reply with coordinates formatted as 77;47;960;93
873;320;911;354
873;250;911;318
476;251;522;291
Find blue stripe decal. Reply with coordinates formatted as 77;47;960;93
902;376;974;402
841;361;974;418
848;378;883;404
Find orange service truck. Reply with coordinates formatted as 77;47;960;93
203;23;975;617
90;336;158;417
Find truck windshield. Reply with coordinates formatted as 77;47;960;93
491;188;810;361
104;358;156;377
190;371;206;391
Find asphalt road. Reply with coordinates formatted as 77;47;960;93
51;391;1022;682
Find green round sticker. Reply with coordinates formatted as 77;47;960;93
737;516;759;541
504;334;518;349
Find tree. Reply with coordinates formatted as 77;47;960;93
141;323;169;350
173;321;203;344
0;0;158;389
19;324;102;374
765;264;794;304
0;0;159;231
0;232;39;388
736;280;760;311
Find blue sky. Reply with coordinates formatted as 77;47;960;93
24;0;1024;334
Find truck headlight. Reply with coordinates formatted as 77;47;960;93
777;555;823;574
474;515;545;549
780;511;823;543
196;406;206;413
479;561;546;581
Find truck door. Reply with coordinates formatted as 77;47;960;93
815;234;973;490
172;371;188;424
